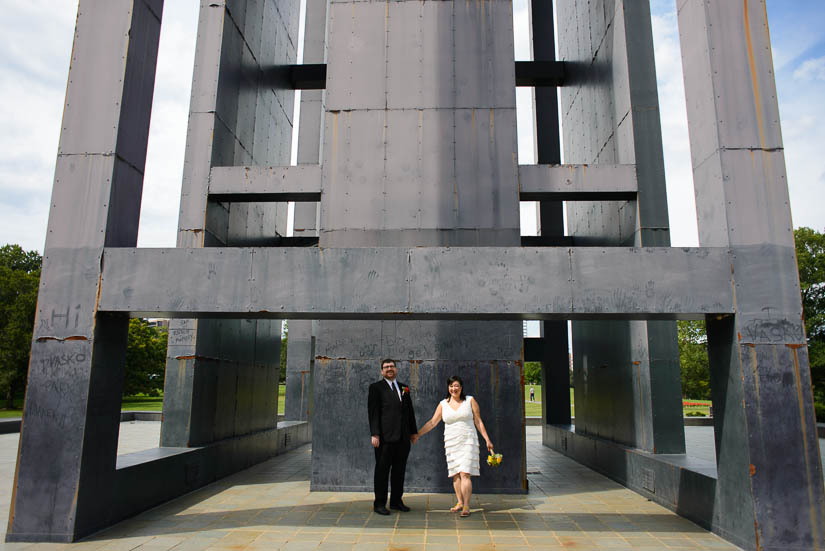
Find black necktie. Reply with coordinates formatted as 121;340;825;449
392;382;401;401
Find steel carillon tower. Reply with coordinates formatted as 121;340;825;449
7;2;824;550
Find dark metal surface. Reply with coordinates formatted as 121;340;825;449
514;60;566;87
518;164;638;201
554;0;685;477
678;2;825;549
13;0;821;546
97;246;735;320
311;348;526;493
160;0;299;478
7;0;163;542
208;165;322;202
288;63;326;89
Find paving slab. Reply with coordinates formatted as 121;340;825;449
0;424;756;550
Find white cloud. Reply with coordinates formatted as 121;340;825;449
0;3;76;252
651;6;699;247
0;3;198;251
1;1;821;254
138;3;199;248
793;56;825;82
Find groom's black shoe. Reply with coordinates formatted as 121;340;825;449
389;502;411;512
373;505;391;515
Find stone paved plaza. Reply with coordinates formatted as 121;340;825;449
1;424;823;551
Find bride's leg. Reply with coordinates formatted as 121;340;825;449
460;473;472;515
450;475;463;511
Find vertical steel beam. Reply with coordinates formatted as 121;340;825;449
7;0;163;542
161;0;298;448
293;0;324;239
678;2;825;548
529;0;571;427
556;0;684;454
285;0;328;422
312;0;525;494
285;321;314;421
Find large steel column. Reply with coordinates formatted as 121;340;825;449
7;1;162;541
160;0;298;448
310;0;526;493
679;2;825;549
530;0;571;426
556;0;684;454
285;0;327;422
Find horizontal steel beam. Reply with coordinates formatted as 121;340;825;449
518;164;638;201
521;236;573;247
260;64;327;90
515;60;566;87
262;62;564;91
98;247;733;320
289;63;326;89
208;165;322;202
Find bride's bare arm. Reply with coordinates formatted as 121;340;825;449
471;398;494;452
416;403;443;439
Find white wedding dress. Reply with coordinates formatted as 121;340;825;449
441;396;479;477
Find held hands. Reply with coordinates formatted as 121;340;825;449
410;434;419;444
371;436;380;448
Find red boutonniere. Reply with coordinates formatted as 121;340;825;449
403;386;410;395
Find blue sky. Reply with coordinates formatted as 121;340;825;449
0;1;822;252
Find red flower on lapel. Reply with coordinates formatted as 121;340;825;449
403;386;410;395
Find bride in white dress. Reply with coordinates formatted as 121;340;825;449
413;376;494;517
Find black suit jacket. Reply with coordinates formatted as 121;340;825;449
368;380;417;443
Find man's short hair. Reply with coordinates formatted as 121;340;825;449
380;358;395;369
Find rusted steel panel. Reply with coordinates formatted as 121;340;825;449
679;1;825;549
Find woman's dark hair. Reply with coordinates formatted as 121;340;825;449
446;375;466;402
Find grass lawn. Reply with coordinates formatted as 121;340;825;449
121;396;164;411
2;384;711;420
1;384;289;419
522;385;576;418
522;386;712;419
0;398;24;418
121;384;288;414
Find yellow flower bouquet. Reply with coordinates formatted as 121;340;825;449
486;452;503;467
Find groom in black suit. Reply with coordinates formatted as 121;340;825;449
368;358;418;515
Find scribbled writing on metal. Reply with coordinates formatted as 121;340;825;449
35;351;87;377
31;343;89;378
168;328;196;346
25;402;76;430
741;318;804;344
37;304;82;332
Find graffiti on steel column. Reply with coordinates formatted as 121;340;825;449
37;304;82;332
741;318;804;344
35;351;87;377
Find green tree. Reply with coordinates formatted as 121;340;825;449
123;319;168;396
678;320;711;400
676;229;825;417
0;245;41;408
795;227;825;420
524;361;541;384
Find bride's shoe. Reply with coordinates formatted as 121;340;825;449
450;502;463;512
459;507;471;517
